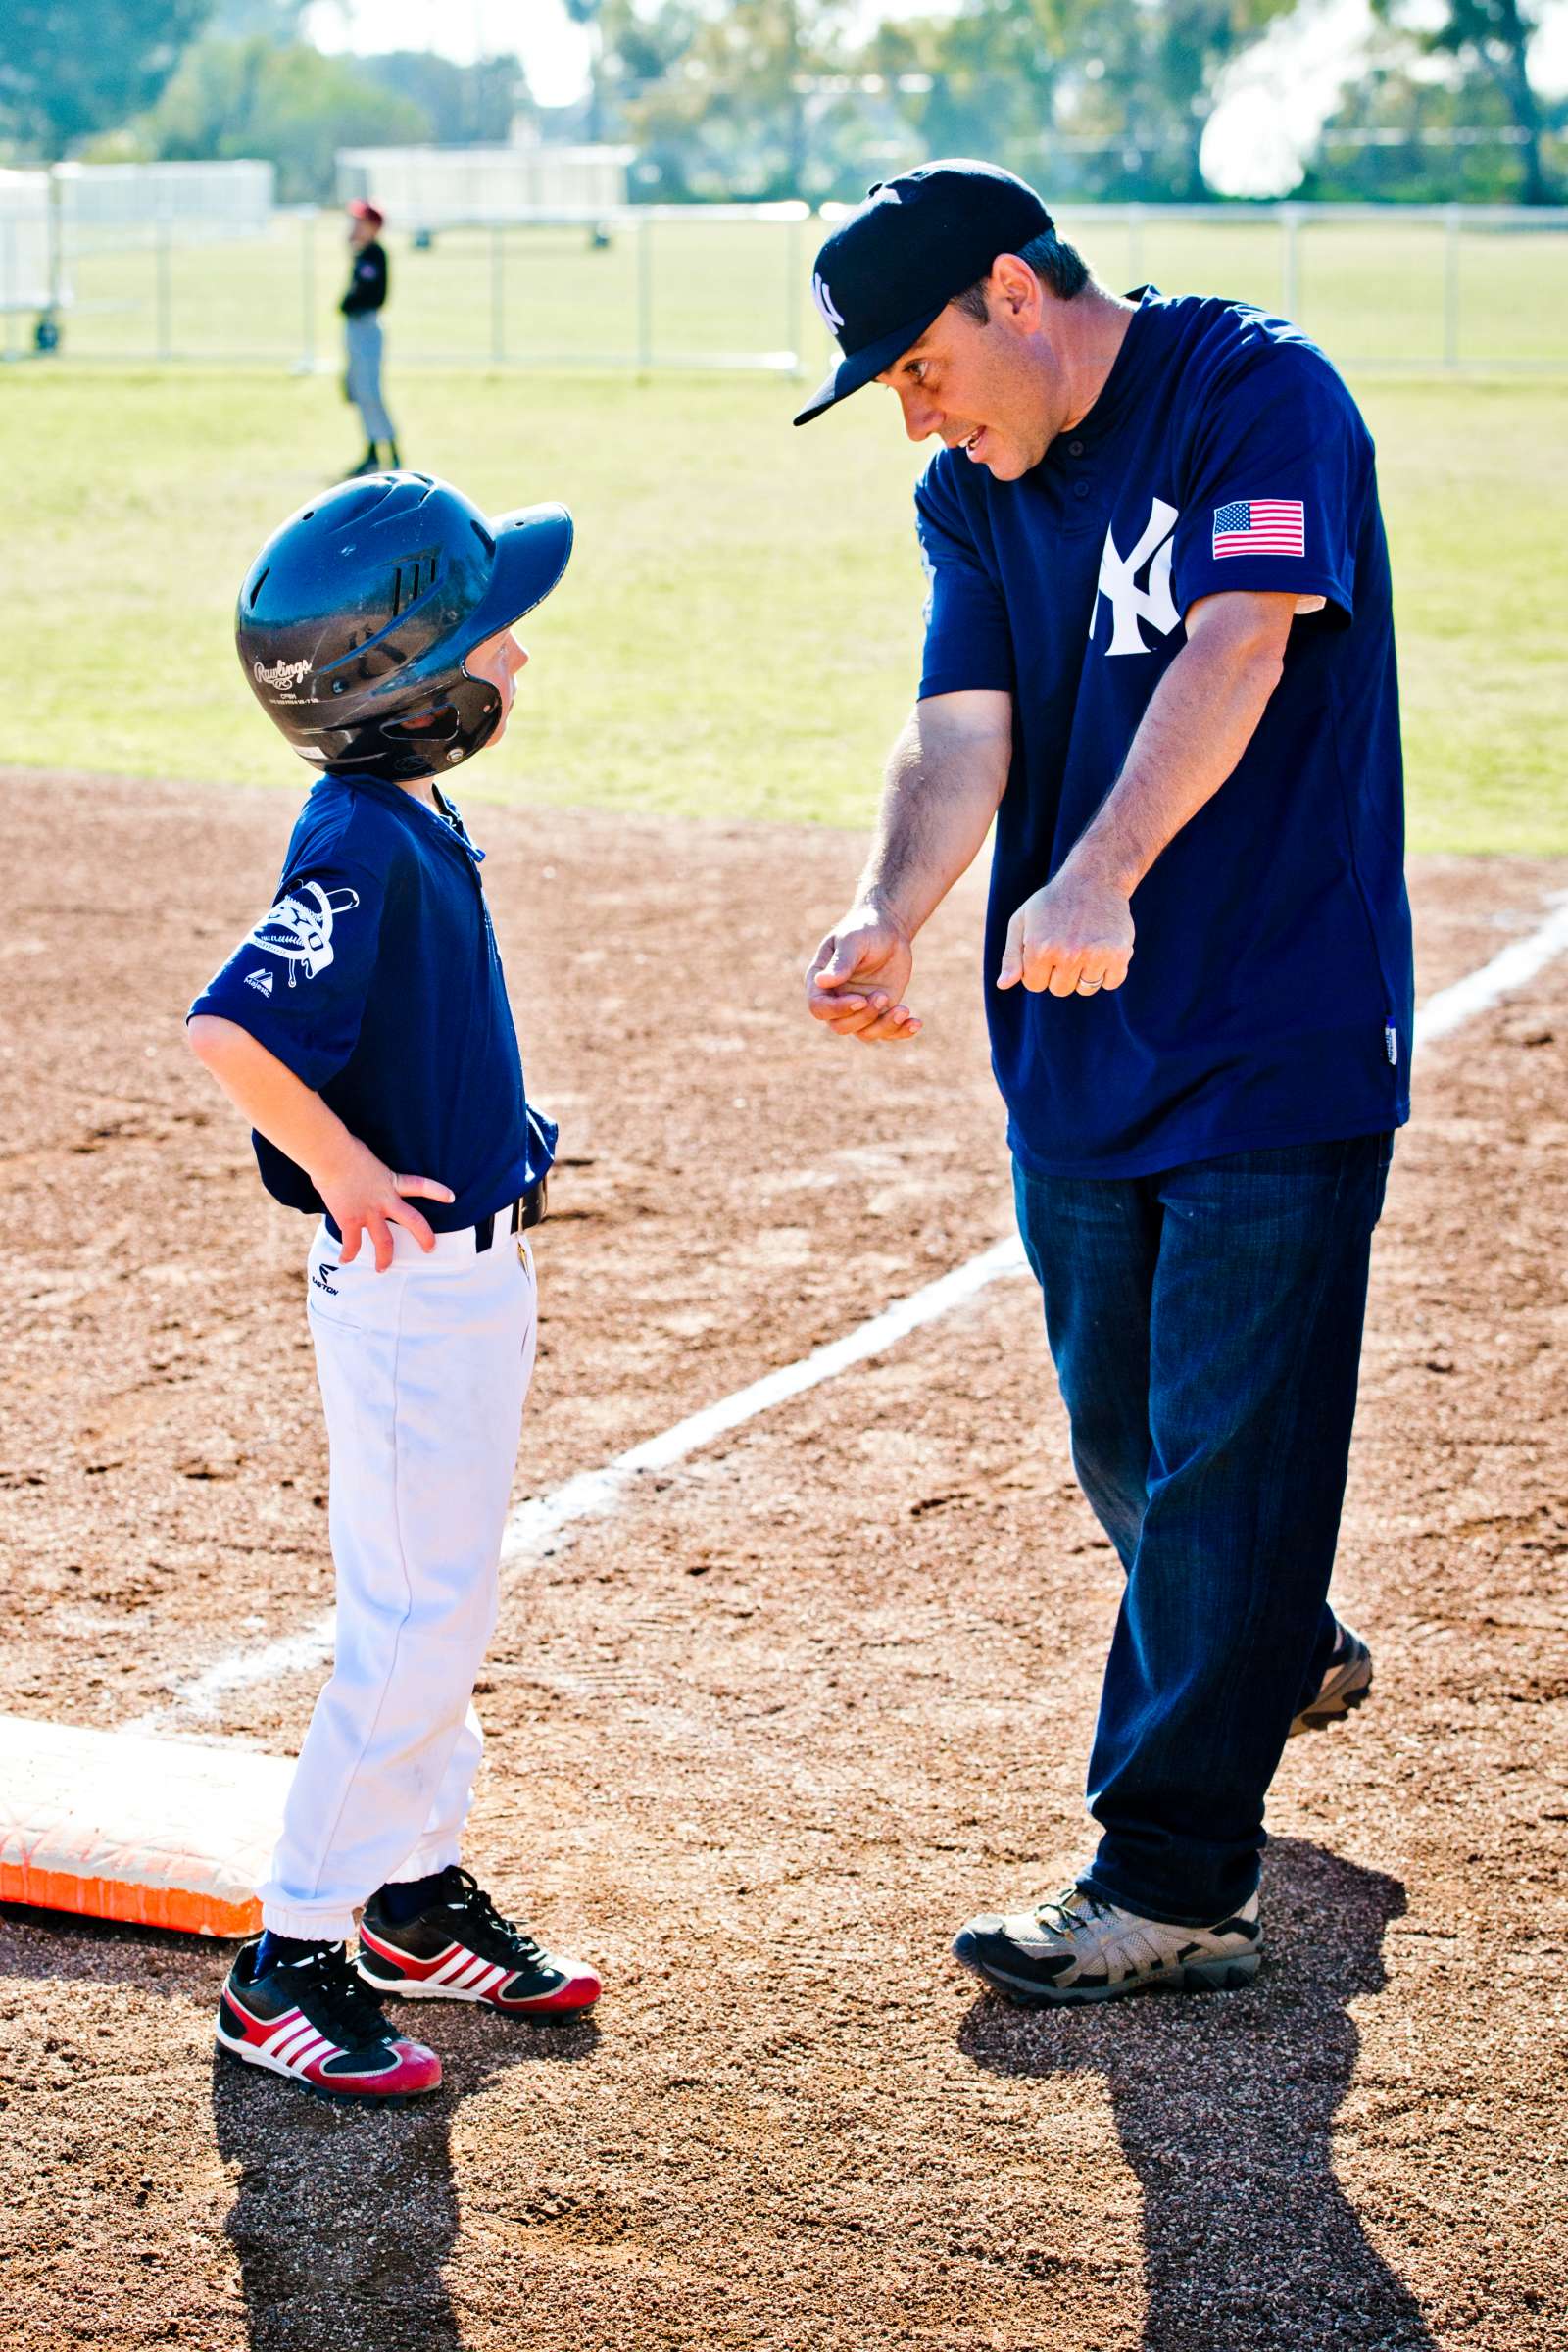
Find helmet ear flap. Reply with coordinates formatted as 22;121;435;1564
380;700;464;748
370;674;502;774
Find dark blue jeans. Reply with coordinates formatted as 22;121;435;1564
1013;1133;1393;1927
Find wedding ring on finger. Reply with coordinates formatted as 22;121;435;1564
1076;977;1100;995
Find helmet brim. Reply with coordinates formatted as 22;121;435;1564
459;501;574;652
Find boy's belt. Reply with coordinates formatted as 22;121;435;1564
473;1178;547;1252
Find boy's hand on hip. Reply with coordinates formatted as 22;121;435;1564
997;865;1135;999
314;1137;454;1272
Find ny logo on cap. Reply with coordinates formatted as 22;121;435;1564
812;271;845;333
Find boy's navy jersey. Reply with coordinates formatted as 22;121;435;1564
915;287;1413;1179
188;774;555;1229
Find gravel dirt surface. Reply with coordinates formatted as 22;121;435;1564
1;773;1565;2351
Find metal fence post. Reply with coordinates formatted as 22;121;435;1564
786;208;804;373
300;207;317;372
636;211;653;370
491;220;506;364
2;219;14;360
1444;204;1461;369
1281;204;1301;320
47;166;64;320
1127;200;1145;287
156;211;172;360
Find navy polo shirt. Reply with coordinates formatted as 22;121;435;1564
915;288;1413;1178
189;773;555;1227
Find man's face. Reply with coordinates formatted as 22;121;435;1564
875;275;1064;480
466;627;529;743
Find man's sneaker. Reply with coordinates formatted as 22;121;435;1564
1289;1621;1373;1738
953;1883;1262;2007
357;1867;602;2017
216;1937;441;2100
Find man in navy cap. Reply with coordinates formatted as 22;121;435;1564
799;162;1412;2007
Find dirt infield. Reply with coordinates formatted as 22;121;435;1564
2;771;1566;2352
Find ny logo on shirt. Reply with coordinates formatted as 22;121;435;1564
1092;497;1181;657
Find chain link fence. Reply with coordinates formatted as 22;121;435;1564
3;199;1565;373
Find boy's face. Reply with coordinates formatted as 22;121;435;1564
347;213;376;248
465;627;530;744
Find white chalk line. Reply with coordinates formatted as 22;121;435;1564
133;895;1568;1731
132;1237;1023;1728
1407;895;1568;1044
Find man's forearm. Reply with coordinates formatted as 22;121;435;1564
858;698;1011;938
1068;598;1292;894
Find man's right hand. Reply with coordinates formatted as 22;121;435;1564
805;903;922;1045
315;1136;455;1271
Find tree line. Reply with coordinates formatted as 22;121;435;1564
0;0;1559;204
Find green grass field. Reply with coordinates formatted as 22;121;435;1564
3;356;1564;854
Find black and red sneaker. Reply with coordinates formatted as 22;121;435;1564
217;1936;442;2100
357;1867;602;2018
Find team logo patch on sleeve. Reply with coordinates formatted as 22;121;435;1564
1212;500;1305;559
244;882;360;987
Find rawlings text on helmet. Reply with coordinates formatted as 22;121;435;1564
254;657;313;692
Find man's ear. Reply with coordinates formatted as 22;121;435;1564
989;252;1043;329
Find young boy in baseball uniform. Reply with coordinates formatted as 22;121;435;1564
188;471;600;2102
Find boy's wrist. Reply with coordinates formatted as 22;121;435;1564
307;1130;368;1198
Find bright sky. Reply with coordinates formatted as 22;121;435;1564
305;0;594;107
305;0;983;109
305;0;1568;195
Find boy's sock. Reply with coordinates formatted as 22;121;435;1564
386;441;402;467
374;1870;451;1926
255;1928;337;1976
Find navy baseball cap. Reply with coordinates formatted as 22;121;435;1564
794;159;1055;426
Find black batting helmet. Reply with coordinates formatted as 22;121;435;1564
235;471;573;782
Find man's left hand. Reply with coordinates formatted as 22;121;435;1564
997;860;1135;998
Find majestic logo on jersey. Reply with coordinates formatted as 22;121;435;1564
1092;498;1181;657
243;967;273;997
812;272;846;334
254;657;312;693
245;881;360;986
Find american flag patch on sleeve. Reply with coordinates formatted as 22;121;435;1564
1212;499;1305;559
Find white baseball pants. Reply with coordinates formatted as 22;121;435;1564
258;1216;537;1939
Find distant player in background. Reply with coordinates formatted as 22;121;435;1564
341;199;400;476
188;473;600;2101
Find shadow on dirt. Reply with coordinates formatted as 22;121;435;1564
212;2003;599;2352
0;1899;217;1994
956;1838;1432;2351
0;1903;599;2350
